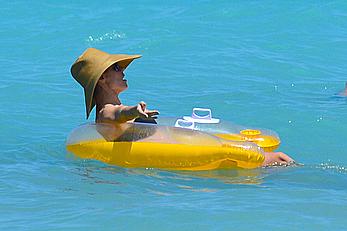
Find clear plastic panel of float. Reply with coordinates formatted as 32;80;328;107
155;108;281;152
66;121;262;152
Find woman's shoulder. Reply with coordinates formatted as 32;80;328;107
97;104;122;121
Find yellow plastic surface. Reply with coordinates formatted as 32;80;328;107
214;129;280;152
66;140;265;170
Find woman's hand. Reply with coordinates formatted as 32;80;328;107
262;151;295;167
136;101;159;119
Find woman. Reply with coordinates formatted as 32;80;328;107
71;48;158;124
71;48;294;166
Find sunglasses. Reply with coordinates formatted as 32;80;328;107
113;63;122;72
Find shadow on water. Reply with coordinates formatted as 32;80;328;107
330;94;347;102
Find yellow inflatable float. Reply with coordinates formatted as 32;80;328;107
66;108;280;170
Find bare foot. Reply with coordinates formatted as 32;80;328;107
262;151;295;167
338;82;347;96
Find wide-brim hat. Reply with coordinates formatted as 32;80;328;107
71;48;141;119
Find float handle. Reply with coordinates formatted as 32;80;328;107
192;108;212;120
174;119;195;129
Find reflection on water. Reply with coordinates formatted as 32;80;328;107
73;161;268;186
69;159;347;198
176;169;266;185
71;161;125;186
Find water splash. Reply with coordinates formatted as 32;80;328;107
85;31;126;44
316;161;347;174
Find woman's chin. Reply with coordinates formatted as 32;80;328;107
116;86;128;94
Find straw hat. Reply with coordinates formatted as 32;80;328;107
71;48;141;119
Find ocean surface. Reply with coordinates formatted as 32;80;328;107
1;1;347;230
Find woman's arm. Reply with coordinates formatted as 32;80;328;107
99;101;159;123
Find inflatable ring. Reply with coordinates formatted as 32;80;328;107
66;122;266;170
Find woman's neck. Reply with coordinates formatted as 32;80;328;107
95;84;122;106
96;94;121;106
94;85;123;122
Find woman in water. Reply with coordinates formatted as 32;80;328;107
71;48;294;166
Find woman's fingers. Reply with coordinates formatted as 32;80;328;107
137;104;148;117
136;102;159;119
145;110;159;117
138;101;147;112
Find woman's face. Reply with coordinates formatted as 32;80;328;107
100;63;128;94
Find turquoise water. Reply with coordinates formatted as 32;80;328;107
1;1;347;230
